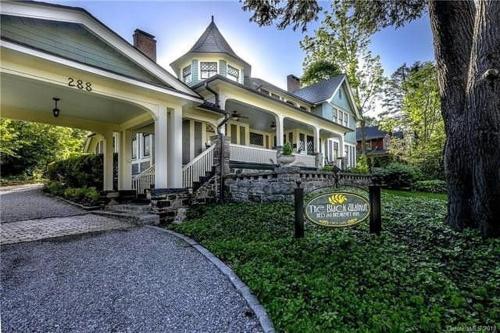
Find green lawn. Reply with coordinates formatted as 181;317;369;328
170;190;499;332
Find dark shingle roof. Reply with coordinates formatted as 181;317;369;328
189;19;246;63
292;75;345;103
356;126;389;141
245;78;313;105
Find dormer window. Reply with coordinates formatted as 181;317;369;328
227;64;239;82
182;65;192;83
200;62;217;79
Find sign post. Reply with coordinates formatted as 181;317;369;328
369;185;381;235
294;182;305;238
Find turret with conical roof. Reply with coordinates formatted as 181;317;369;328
170;17;251;86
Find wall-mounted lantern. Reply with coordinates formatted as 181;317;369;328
52;97;60;117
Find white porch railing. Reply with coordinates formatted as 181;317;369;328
292;153;316;168
132;165;155;195
229;144;276;165
182;144;216;188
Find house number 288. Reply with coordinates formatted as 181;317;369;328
67;77;92;92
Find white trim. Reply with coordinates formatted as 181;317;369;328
0;1;198;97
1;40;203;104
326;76;361;120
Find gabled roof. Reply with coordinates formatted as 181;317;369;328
0;0;201;100
293;75;345;104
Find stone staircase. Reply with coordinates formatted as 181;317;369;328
93;203;159;226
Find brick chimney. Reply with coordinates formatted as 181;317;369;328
287;74;301;92
133;29;156;62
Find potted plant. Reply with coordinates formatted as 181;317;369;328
277;142;296;166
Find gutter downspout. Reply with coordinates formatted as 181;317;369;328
204;82;219;108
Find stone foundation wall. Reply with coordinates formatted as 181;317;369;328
225;168;372;203
150;189;191;223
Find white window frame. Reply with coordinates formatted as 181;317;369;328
227;64;239;82
182;65;192;83
200;61;218;79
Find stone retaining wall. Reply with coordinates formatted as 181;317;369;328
225;168;372;203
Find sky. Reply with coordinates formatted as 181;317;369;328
46;0;435;93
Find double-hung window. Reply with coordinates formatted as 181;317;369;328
227;65;239;82
132;138;138;159
182;65;192;83
200;62;217;79
143;134;151;157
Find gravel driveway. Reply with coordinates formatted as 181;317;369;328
1;192;263;332
0;184;84;223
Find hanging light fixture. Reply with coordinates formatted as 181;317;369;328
52;97;60;117
270;121;276;129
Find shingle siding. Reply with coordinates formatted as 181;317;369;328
0;15;167;87
191;59;199;84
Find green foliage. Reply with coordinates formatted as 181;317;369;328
62;186;100;206
282;142;293;156
301;0;385;118
44;180;65;196
45;181;100;206
0;119;88;177
349;154;369;173
301;60;342;86
47;154;104;190
414;180;447;193
322;165;334;172
372;162;422;188
380;62;445;180
172;191;498;332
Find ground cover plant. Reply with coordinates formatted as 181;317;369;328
170;191;499;332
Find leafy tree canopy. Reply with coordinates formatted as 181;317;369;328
0;119;88;177
301;60;341;86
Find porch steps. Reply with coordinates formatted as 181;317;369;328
93;204;159;226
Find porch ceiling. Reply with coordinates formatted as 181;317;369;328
1;73;148;128
226;99;275;132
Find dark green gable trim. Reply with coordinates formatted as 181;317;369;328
1;15;167;87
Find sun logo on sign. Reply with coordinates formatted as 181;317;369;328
329;194;347;205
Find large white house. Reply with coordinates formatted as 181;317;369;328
0;1;359;194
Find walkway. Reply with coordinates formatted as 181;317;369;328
0;185;263;332
0;184;131;245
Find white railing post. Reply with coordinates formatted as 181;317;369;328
181;144;216;188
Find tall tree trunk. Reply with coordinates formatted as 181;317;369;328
428;0;476;230
466;0;500;237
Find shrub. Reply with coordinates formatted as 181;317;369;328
62;186;101;205
413;180;447;193
372;162;422;188
44;180;65;196
282;142;293;155
46;153;117;190
348;154;369;174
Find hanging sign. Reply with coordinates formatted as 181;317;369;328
305;191;370;227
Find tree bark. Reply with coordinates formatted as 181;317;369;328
428;0;476;230
466;0;500;237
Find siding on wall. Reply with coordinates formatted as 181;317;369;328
0;15;166;86
219;60;227;77
191;59;199;84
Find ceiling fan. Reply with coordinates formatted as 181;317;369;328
230;110;248;122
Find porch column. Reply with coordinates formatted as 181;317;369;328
275;115;284;147
154;106;168;189
167;106;183;188
103;130;114;191
313;126;323;168
118;129;132;190
339;135;345;169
